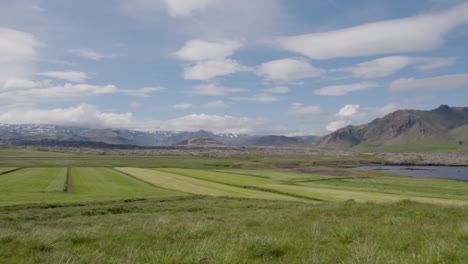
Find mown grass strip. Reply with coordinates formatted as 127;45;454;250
44;168;68;193
157;168;323;202
72;168;182;199
116;168;309;202
109;168;182;193
162;169;468;205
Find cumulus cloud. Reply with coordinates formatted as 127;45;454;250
388;73;468;92
0;27;42;87
314;82;379;96
3;78;48;89
262;86;289;93
0;104;133;129
288;103;328;117
326;120;352;132
0;103;273;134
175;39;242;61
338;104;360;116
182;59;249;81
0;83;118;100
324;103;405;132
277;2;468;59
341;56;456;78
37;71;88;83
175;40;247;80
172;103;195;109
163;0;217;17
192;83;248;96
231;93;280;103
69;48;106;61
256;58;323;83
121;87;165;97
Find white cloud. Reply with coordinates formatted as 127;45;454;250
175;39;247;80
172;103;195;109
158;114;272;134
37;71;88;83
70;48;106;61
192;83;248;96
288;103;328;117
175;39;242;61
202;100;228;109
341;56;457;78
344;56;413;79
121;87;165;97
388;73;468;92
0;104;133;129
324;103;406;133
0;27;42;87
338;104;360;116
0;27;41;63
163;0;217;17
0;83;118;100
277;2;468;59
3;78;48;89
416;57;457;70
326;120;352;132
232;93;280;103
0;103;273;134
262;86;289;93
182;59;249;81
257;58;323;83
314;82;379;96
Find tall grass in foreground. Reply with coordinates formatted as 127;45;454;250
0;197;466;263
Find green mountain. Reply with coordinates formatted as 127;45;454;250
317;105;468;152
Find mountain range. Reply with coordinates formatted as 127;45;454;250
0;124;319;147
2;105;466;152
317;105;468;152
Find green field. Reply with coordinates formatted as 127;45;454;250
0;167;182;206
0;148;467;263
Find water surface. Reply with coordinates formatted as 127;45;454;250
354;166;468;181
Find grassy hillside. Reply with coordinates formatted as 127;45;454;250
318;105;468;152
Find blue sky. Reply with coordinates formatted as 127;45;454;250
0;0;467;135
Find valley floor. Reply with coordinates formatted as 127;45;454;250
0;148;467;263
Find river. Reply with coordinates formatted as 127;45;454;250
354;166;468;181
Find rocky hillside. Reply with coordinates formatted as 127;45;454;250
318;105;468;151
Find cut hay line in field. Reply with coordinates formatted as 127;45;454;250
0;167;21;176
157;168;323;201
161;168;468;206
64;168;74;193
116;168;308;202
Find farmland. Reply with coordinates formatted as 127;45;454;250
0;148;467;263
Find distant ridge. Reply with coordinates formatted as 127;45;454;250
317;105;468;152
0;125;320;147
